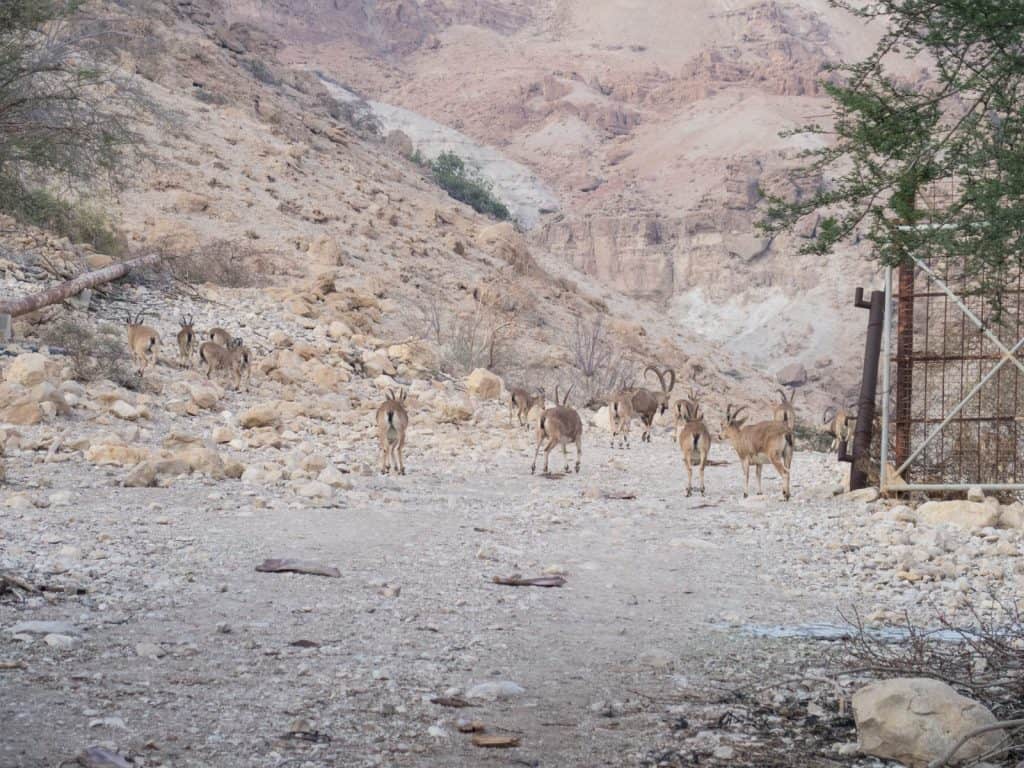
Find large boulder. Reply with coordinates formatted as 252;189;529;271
1000;502;1024;529
917;500;1000;530
239;404;280;429
466;368;502;400
361;350;396;378
187;381;223;410
853;678;1004;767
5;353;47;387
775;363;807;387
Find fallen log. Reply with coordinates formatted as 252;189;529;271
0;252;165;318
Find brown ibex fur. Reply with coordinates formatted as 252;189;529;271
721;404;794;500
208;327;232;347
674;393;711;496
125;312;160;377
631;365;675;443
376;388;409;475
532;385;582;475
508;386;545;429
176;315;196;368
771;387;797;427
824;404;856;454
608;390;634;449
198;337;250;390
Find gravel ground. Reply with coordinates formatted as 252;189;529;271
0;403;965;768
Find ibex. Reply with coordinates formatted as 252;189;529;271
631;366;675;443
198;337;250;390
125;312;160;377
608;390;634;449
532;385;582;475
376;388;408;475
675;396;711;497
208;327;232;347
228;337;252;391
771;387;797;427
721;404;794;501
824;404;856;454
176;316;196;367
508;386;545;429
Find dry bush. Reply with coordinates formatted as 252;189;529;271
405;291;516;376
443;299;515;375
41;318;136;389
832;599;1024;765
171;240;270;287
567;315;635;407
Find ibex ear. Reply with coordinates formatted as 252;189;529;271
400;388;407;402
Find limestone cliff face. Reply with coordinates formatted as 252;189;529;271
539;214;677;300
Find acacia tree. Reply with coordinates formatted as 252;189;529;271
0;0;137;188
761;0;1024;301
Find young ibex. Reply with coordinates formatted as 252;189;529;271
228;337;252;391
532;385;582;475
208;327;232;347
198;337;250;390
125;312;160;377
675;396;711;497
631;365;675;443
721;404;794;501
176;316;196;368
376;388;408;475
608;390;634;449
771;387;797;427
824;404;856;454
508;386;545;429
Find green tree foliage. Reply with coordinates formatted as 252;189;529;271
0;0;137;187
762;0;1024;299
429;151;510;221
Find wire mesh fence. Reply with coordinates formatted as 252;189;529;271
887;257;1024;487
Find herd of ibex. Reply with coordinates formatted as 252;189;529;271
125;313;855;492
521;370;856;501
124;313;252;389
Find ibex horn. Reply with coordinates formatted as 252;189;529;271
644;365;665;391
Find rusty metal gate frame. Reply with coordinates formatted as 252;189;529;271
879;259;1024;493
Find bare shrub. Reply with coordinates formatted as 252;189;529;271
403;290;516;376
41;318;136;388
568;315;634;407
841;601;1024;717
410;294;443;345
442;298;515;375
171;240;269;287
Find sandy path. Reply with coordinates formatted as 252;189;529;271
2;423;851;767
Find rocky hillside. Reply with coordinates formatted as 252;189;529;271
217;0;898;400
0;0;823;426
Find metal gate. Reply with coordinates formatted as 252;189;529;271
879;258;1024;493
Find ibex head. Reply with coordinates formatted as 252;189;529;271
721;404;749;438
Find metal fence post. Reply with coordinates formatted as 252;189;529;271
844;287;885;490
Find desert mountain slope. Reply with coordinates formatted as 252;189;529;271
223;0;895;397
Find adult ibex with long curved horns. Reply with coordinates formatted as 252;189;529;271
630;365;675;443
